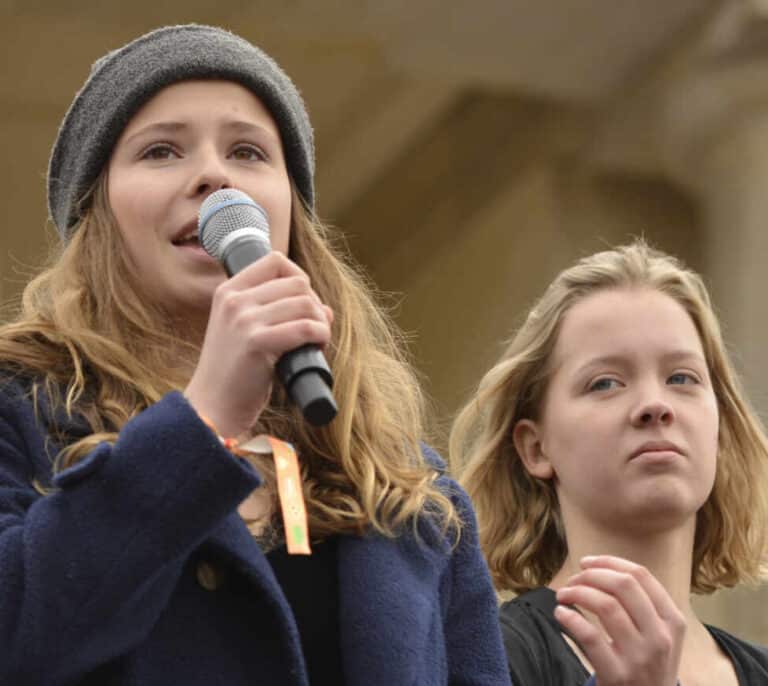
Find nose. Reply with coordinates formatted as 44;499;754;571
188;148;231;198
630;394;675;427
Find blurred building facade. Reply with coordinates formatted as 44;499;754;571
1;0;766;642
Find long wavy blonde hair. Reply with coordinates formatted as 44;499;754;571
452;240;768;593
0;174;460;540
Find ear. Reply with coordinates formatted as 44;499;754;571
513;419;555;480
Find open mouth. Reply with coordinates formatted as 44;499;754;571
172;234;200;247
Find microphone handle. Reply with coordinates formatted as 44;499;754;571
220;233;338;426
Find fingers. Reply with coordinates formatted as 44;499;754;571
186;250;333;438
212;252;331;331
232;274;322;307
230;294;329;331
557;576;641;641
578;555;685;627
553;604;614;668
555;556;685;686
242;319;332;358
213;284;333;357
558;569;657;639
225;251;306;291
236;293;332;357
323;304;334;325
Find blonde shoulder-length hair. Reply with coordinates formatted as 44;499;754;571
0;174;460;540
451;240;768;593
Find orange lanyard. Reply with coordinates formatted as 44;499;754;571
264;436;311;555
200;416;311;555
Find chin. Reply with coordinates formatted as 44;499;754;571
155;286;214;323
620;491;699;535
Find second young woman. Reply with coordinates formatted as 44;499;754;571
453;241;768;685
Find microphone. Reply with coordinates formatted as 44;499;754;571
198;189;338;427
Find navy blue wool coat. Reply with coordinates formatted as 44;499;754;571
0;380;510;685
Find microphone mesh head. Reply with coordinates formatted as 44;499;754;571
198;189;270;259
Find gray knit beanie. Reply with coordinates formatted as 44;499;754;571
48;24;315;240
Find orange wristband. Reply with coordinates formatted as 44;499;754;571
198;414;241;452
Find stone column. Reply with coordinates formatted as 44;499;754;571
663;0;768;643
666;71;768;410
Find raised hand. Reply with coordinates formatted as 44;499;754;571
555;555;685;686
184;252;333;438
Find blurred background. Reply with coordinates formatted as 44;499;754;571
2;0;767;642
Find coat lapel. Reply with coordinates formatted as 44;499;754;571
337;530;449;685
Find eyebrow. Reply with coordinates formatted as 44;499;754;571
123;121;186;145
123;120;279;145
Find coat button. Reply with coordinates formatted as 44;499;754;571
196;560;222;591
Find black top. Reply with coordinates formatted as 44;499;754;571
500;587;768;686
267;537;344;685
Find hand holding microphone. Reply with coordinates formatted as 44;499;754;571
184;189;337;437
